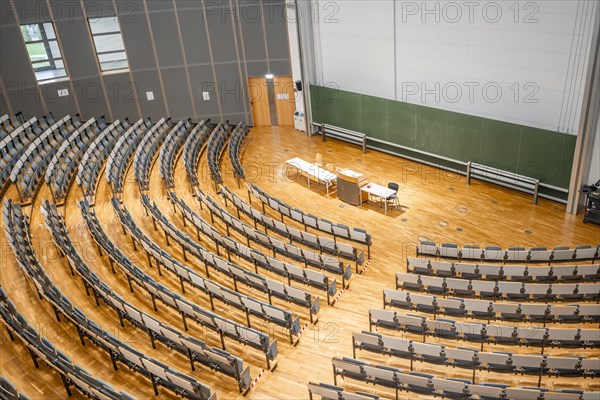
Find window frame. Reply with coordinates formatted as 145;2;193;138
88;16;129;73
20;22;67;82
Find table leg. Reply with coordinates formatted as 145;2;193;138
385;198;388;215
307;174;310;189
326;182;329;196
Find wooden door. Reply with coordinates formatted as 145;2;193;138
248;77;271;126
273;76;295;126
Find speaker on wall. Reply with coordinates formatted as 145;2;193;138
295;80;302;91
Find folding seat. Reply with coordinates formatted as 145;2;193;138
546;356;581;376
580;329;600;346
437;297;466;317
527;265;553;282
516;327;546;345
478;264;503;281
400;372;434;395
520;303;549;322
397;273;422;291
551;283;581;301
350;228;371;245
472;280;497;299
429;318;457;338
467;383;506;400
445;346;477;368
432;378;470;398
580;358;600;376
439;243;459;258
528;247;552;263
353;331;383;354
384;289;411;309
512;354;544;373
526;283;551;301
497;281;525;300
493;302;522;321
447;277;473;297
369;309;400;331
551;246;576;262
579;283;600;300
412;293;436;314
412;342;445;364
459;245;481;261
545;391;585;400
380;334;411;358
574;245;599;262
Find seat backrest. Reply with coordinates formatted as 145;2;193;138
388;182;399;192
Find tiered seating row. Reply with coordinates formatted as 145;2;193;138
227;123;249;184
0;112;24;139
192;190;343;297
141;194;321;323
45;117;112;203
134;118;180;192
307;382;379;400
10;115;82;204
247;183;372;256
79;200;279;369
330;357;598;400
384;289;599;322
76;119;150;203
3;200;214;400
0;288;135;400
407;257;600;283
206;124;228;186
396;272;600;302
105;118;157;195
0;116;50;194
418;241;600;264
1;376;31;400
160;120;206;190
368;309;600;347
221;186;363;266
183;122;214;189
352;331;600;377
111;197;301;344
41;201;252;393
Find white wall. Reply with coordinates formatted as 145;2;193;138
313;0;598;134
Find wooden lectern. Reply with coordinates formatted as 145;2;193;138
337;169;369;206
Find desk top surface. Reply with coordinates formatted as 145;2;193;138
361;182;396;198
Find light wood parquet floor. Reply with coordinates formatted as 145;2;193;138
1;125;599;400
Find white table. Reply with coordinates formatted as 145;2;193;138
360;183;397;215
286;157;337;195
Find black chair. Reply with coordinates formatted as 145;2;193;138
386;182;399;209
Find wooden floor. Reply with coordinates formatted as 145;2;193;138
1;125;599;400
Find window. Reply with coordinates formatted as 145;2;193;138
89;17;129;72
20;23;67;83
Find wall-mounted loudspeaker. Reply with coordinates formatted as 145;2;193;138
295;80;302;91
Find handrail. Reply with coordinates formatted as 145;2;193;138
316;123;367;154
467;161;540;204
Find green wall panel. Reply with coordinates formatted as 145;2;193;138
361;95;388;141
519;127;565;186
337;91;363;133
310;84;575;189
415;106;447;155
387;100;417;148
445;113;482;163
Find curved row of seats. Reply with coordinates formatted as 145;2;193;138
396;272;600;302
352;331;599;377
9;115;82;204
3;200;214;400
206;124;228;186
330;357;598;400
384;289;599;322
133;118;179;192
77;119;147;203
161;120;207;190
78;199;279;370
368;308;600;347
418;241;600;264
0;288;135;400
111;197;301;345
41;200;252;393
407;257;600;282
176;191;338;302
0;113;24;137
307;383;380;400
227;123;248;184
141;194;321;323
182;121;214;189
247;183;373;255
192;190;344;296
1;376;31;400
105;118;155;195
0;115;51;196
221;186;363;266
45;117;112;203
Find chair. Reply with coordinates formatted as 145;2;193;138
386;182;400;209
315;152;323;167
